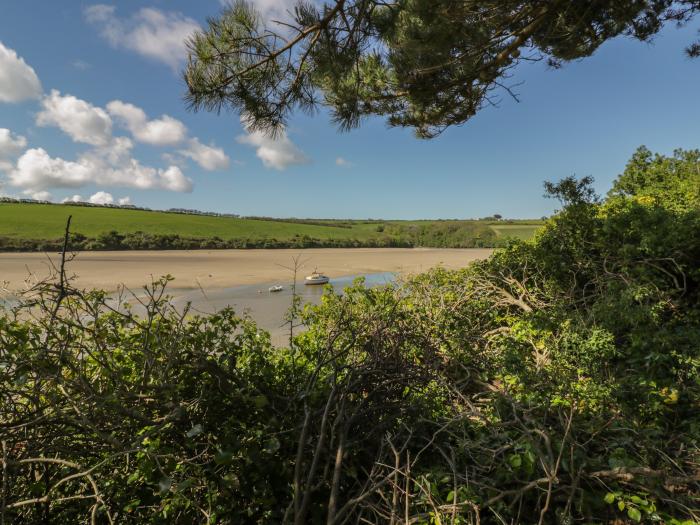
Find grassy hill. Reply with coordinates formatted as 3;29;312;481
0;202;543;250
0;203;373;240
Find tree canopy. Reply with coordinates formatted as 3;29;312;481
609;145;700;212
185;0;700;137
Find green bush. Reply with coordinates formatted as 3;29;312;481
1;147;698;523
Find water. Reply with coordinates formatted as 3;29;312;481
1;272;397;345
169;272;396;341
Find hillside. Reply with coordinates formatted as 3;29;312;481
0;202;542;250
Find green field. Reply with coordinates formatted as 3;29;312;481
0;203;376;240
490;223;543;240
0;203;543;249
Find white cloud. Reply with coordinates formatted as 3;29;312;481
63;193;129;205
237;121;309;170
179;138;230;171
62;194;84;203
85;5;200;70
0;128;27;162
0;128;27;171
107;99;229;169
98;136;134;166
7;91;196;195
27;190;52;201
0;41;42;103
37;90;112;146
335;157;353;167
107;100;187;146
88;191;114;205
10;149;90;189
8;147;193;194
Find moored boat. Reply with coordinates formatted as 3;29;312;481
268;285;284;292
305;269;329;285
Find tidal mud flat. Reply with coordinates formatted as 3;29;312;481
0;248;493;292
1;248;493;345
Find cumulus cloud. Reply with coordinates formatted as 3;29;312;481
62;194;84;203
85;5;200;70
0;128;27;171
62;193;129;205
8;147;193;194
237;121;309;170
88;191;114;205
27;190;52;201
107;100;187;146
179;138;230;171
10;148;97;189
6;88;216;195
107;99;229;169
0;41;42;103
37;90;113;146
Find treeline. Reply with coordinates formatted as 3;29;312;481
242;216;362;228
0;222;510;252
381;220;500;247
0;231;416;251
0;197;240;218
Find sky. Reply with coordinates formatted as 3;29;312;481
1;1;700;219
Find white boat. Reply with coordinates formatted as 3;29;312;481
268;285;284;292
305;269;330;285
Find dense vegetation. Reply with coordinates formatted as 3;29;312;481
1;146;698;523
0;203;540;251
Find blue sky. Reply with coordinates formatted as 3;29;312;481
1;1;699;219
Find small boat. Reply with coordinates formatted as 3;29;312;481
268;285;284;292
305;269;330;285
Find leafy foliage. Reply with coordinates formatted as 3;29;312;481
1;147;699;523
609;146;700;212
185;1;700;137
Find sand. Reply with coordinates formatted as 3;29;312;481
0;248;492;292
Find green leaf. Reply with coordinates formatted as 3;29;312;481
177;478;194;492
627;508;642;522
525;450;536;465
158;477;172;494
509;454;522;468
603;492;616;504
214;450;234;465
186;424;203;438
124;499;141;512
127;471;141;484
253;395;269;408
618;500;625;511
